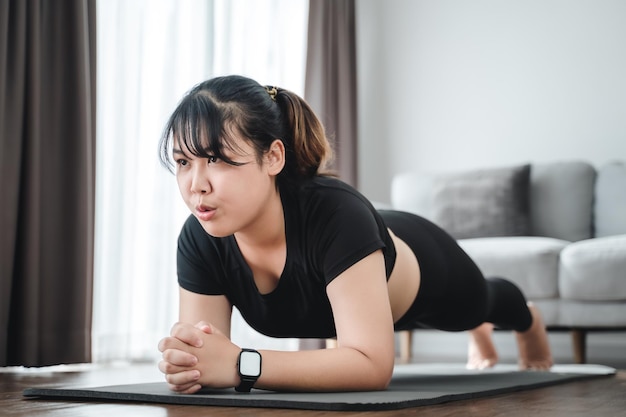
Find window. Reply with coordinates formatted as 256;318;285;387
94;0;308;362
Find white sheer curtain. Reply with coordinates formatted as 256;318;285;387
94;0;308;363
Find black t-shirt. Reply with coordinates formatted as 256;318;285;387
176;176;396;338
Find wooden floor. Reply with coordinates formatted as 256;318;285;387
2;360;625;417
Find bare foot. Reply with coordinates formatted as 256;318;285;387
515;302;553;370
467;322;498;369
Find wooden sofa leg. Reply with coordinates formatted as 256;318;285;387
399;330;413;362
571;329;587;364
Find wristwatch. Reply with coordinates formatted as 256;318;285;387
235;348;262;392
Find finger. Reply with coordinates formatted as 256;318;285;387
158;336;189;353
164;369;201;387
168;382;202;394
158;336;173;352
194;321;217;335
195;321;226;337
194;321;211;333
170;322;204;348
158;354;198;375
161;348;198;368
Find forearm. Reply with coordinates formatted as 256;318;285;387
254;346;394;392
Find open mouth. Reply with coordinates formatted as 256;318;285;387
195;204;216;221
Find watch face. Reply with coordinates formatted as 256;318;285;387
239;350;261;377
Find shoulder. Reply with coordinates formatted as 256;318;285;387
305;175;362;194
283;176;378;224
297;176;375;213
288;176;386;250
286;176;395;283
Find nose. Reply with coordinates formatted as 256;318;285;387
190;165;211;194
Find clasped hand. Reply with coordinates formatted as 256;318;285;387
158;321;240;394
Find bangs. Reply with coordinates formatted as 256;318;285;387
160;93;246;170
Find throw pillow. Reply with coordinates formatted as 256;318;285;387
431;164;531;239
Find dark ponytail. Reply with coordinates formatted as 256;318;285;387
159;75;334;185
273;88;334;179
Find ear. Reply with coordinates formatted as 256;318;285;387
266;139;286;176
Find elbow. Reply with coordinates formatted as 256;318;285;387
365;358;394;391
379;364;394;390
345;343;395;391
367;369;392;391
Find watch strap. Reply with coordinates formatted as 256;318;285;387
235;376;257;392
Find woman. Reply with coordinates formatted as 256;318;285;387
157;75;552;394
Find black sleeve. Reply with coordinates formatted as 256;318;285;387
177;215;227;295
311;190;388;285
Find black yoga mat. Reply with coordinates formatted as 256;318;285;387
23;364;615;411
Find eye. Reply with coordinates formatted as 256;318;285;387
207;156;219;164
175;159;188;167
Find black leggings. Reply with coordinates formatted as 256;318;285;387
378;210;532;332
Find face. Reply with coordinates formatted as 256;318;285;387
173;133;284;238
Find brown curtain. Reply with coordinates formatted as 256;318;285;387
305;0;358;187
300;0;357;351
0;0;96;366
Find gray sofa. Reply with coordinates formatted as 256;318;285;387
391;160;626;363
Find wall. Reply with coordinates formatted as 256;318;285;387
356;0;626;203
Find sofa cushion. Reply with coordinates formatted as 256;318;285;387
533;299;626;328
391;164;531;239
530;161;595;242
457;236;568;299
559;234;626;301
554;300;626;327
594;162;626;238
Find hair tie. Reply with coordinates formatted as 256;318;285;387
265;86;278;101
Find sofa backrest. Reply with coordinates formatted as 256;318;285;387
594;161;626;238
529;161;595;242
391;161;597;242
